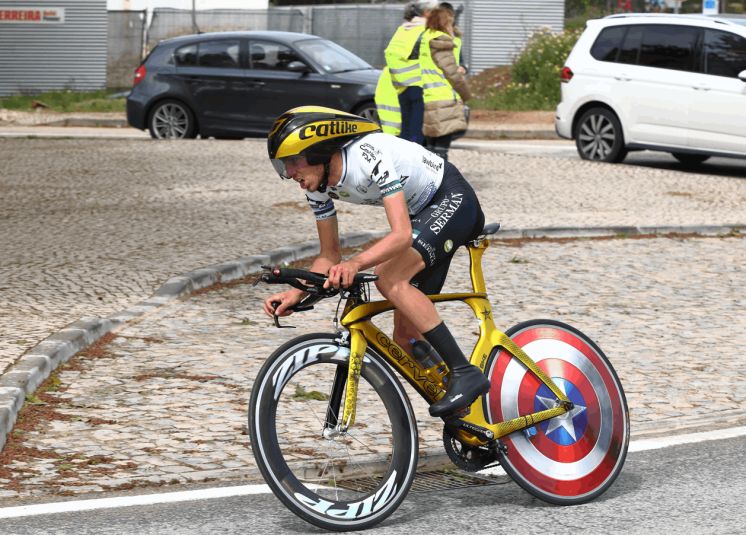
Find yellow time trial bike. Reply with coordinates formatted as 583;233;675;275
249;223;630;531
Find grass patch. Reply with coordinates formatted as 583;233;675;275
292;385;329;401
0;89;126;113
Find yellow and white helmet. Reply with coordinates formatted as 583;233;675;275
267;106;380;180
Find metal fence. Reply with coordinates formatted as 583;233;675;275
105;1;551;89
309;5;404;67
107;10;146;89
146;8;304;50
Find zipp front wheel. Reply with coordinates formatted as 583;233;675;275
485;320;629;505
249;333;418;531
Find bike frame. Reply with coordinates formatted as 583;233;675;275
336;237;572;446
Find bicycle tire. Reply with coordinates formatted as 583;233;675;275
484;319;630;505
249;332;418;531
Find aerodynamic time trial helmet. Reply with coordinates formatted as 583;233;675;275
267;106;380;180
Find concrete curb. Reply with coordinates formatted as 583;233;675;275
29;116;559;140
0;224;742;451
464;127;558;140
42;118;131;128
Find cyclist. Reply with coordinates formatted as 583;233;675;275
263;105;489;417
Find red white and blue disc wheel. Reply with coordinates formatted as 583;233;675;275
485;319;629;504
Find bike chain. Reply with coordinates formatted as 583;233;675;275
442;427;501;472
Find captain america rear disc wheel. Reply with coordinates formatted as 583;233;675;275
485;319;629;504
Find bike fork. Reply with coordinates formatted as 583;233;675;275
322;329;366;435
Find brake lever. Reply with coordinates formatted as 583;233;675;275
271;301;296;329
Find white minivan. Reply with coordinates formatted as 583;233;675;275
555;14;746;165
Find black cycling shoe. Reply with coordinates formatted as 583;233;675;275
429;365;490;418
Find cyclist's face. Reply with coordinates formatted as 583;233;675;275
285;156;324;191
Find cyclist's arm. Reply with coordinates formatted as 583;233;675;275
311;216;342;273
350;191;411;271
263;216;341;317
325;191;411;289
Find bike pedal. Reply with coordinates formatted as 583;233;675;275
451;406;471;418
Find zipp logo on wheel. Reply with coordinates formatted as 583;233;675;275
272;344;338;400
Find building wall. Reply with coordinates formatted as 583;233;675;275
106;1;269;9
468;0;565;73
0;0;107;96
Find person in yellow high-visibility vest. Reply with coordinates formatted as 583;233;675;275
420;6;471;161
383;0;437;145
375;69;402;135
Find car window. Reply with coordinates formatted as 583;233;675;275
590;26;626;62
704;29;746;77
198;40;240;68
618;25;643;65
249;40;304;70
295;39;370;73
175;44;197;67
638;24;700;72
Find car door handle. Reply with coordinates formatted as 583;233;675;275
692;85;711;91
246;80;266;87
614;74;631;82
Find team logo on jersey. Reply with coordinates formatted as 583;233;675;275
444;239;454;253
328;192;339;199
339;191;350;198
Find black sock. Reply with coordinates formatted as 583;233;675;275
423;322;470;371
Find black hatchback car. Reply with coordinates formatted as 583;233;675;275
126;31;380;139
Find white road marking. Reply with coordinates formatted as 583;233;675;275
2;426;745;519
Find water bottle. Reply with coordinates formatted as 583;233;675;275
411;339;449;385
411;339;443;370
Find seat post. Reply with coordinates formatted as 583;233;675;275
467;239;489;294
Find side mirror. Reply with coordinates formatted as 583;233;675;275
287;61;311;73
738;69;746;82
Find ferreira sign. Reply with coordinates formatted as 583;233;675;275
0;7;65;24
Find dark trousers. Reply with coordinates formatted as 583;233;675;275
425;134;454;161
397;86;424;145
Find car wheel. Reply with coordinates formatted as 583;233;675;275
575;107;627;163
671;153;710;166
148;100;197;139
354;103;378;123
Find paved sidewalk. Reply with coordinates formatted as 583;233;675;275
0;110;557;140
0;231;743;499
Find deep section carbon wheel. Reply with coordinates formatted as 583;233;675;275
249;333;418;531
485;319;630;504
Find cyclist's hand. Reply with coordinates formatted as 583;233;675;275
325;259;361;289
264;290;303;317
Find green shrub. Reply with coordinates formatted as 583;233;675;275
471;28;582;111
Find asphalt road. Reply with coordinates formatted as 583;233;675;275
1;434;743;534
454;139;746;177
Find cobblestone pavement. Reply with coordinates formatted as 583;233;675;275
1;136;745;500
0;233;743;499
2;138;745;375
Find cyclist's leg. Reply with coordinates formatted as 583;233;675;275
391;260;450;351
377;164;488;416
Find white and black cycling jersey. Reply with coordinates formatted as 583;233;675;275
305;133;445;220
